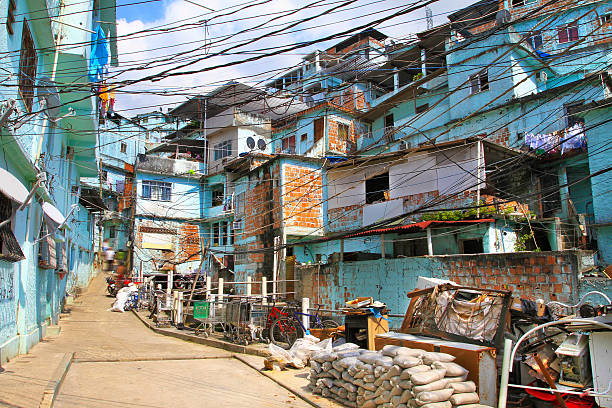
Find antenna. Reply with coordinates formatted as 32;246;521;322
425;7;433;30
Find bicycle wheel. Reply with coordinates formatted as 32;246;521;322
269;317;300;349
318;319;339;329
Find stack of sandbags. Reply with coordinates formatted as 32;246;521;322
307;344;494;408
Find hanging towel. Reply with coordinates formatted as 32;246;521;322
89;26;110;83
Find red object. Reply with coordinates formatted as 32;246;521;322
526;387;595;408
343;219;495;239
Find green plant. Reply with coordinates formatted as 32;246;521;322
515;232;534;251
412;72;424;82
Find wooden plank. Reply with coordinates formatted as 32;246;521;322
534;353;567;408
399;293;419;333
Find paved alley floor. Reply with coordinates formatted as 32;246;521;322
0;274;310;408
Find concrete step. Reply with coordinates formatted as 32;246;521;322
46;325;61;337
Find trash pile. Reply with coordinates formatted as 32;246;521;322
308;343;492;408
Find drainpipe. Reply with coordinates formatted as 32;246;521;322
476;140;483;217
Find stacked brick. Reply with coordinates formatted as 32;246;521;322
308;344;492;408
283;164;323;229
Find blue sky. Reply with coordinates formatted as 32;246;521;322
117;0;167;23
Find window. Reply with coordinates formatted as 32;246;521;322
142;180;171;201
38;218;56;269
212;223;219;246
384;114;394;129
565;102;585;127
558;21;579;44
460;238;484;254
601;14;612;25
282;135;296;153
0;194;24;262
228;222;233;245
511;0;536;7
211;184;224;207
108;227;116;239
365;172;389;204
338;123;350;141
120;142;127;153
394;236;428;257
300;133;307;143
527;32;543;50
313;118;324;144
6;0;16;34
469;70;489;94
415;104;429;114
213;140;232;161
18;21;37;113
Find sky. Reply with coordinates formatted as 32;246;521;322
112;0;477;115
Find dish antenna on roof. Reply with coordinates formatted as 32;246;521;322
246;136;255;149
257;139;267;151
37;76;61;119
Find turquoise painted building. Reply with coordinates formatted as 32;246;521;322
0;0;117;361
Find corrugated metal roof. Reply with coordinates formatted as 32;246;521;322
344;218;495;239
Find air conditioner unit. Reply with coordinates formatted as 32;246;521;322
232;221;242;230
539;71;548;82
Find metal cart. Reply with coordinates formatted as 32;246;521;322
194;295;227;337
155;292;173;327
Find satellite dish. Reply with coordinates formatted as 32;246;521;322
496;10;511;26
37;76;61;119
246;136;255;149
257;139;267;150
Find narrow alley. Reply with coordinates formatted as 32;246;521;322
0;274;310;408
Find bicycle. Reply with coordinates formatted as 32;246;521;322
269;302;339;349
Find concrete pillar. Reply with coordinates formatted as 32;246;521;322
218;278;224;300
427;228;433;256
421;48;427;77
340;240;344;263
176;291;183;325
246;276;252;296
302;297;310;331
559;167;570;218
206;276;211;300
381;234;386;259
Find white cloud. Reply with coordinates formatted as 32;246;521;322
113;0;475;115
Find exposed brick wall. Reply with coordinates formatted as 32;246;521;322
178;224;200;262
284;164;323;229
488;127;511;147
328;118;356;154
328;204;363;232
444;252;579;303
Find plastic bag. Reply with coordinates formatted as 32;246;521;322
110;287;133;312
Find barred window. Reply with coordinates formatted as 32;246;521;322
0;194;24;262
142;180;171;201
18;20;37;112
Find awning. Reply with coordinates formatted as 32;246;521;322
0;167;29;205
344;219;496;239
42;202;65;225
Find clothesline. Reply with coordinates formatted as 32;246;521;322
524;123;586;155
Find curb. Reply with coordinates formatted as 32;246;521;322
233;355;326;408
39;352;74;408
131;310;271;358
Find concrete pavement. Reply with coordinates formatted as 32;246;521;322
0;274;314;408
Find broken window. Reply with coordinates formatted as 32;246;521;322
601;14;612;25
142;180;171;201
282;135;296;153
0;194;24;262
313;118;324;144
211;184;224;207
558;21;579;44
365;172;389;204
469;70;489;94
460;238;484;254
18;21;37;113
120;142;127;153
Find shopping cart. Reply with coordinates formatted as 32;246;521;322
224;299;255;345
155;292;173;327
193;296;226;337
